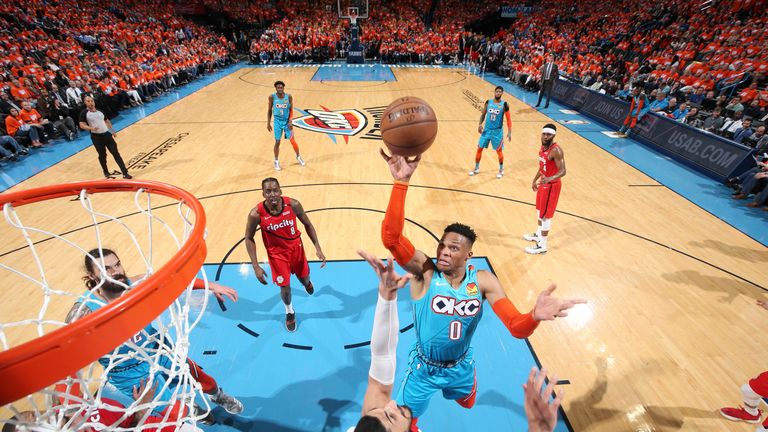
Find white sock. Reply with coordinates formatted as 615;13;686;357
745;405;759;416
285;303;294;314
535;226;542;237
538;236;548;249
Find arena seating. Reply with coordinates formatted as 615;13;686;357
0;0;234;162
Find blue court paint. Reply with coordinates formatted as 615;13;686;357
192;259;570;432
310;65;396;82
481;73;768;246
0;64;247;192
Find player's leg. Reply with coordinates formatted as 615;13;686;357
491;133;504;178
273;121;283;171
526;182;560;254
187;358;243;414
285;126;305;166
395;353;440;432
720;371;768;425
442;358;477;409
618;115;631;135
470;136;490;175
293;245;314;295
524;184;547;241
269;256;296;331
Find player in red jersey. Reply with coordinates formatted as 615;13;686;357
719;299;768;431
524;124;566;255
2;380;201;432
245;177;326;332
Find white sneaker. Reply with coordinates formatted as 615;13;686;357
274;160;281;171
525;243;548;254
297;155;306;167
468;168;479;176
496;170;504;179
523;233;541;241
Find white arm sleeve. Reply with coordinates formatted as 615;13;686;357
368;294;399;385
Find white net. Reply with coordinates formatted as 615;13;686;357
0;182;211;431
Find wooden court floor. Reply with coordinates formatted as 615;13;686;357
1;67;767;431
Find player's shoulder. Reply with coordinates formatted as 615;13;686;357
249;204;263;217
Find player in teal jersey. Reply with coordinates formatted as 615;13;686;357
267;81;305;171
377;150;585;432
469;86;512;179
65;248;244;421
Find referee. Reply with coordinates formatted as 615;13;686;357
78;95;131;179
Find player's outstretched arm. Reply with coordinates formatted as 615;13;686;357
293;199;326;268
379;149;433;278
245;208;268;285
480;270;539;338
481;271;586;337
524;367;563;432
357;250;412;414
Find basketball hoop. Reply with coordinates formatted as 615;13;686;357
0;179;211;430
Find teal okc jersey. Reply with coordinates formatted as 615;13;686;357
272;92;290;122
484;99;505;131
413;264;483;362
77;280;158;385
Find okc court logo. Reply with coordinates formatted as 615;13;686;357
292;106;385;144
292;106;367;143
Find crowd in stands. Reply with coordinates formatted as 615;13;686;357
0;0;235;164
247;0;508;64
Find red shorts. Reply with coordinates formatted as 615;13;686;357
749;371;768;397
536;181;561;219
268;242;309;287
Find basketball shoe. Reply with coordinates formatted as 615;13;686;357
523;233;541;241
719;406;762;423
286;312;296;332
468;168;480;176
297;155;306;167
304;281;314;295
274;160;281;171
525;240;548;254
496;169;504;179
210;388;244;415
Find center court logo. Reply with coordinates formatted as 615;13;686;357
292;108;367;136
292;106;385;143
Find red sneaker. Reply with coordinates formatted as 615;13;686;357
720;406;762;423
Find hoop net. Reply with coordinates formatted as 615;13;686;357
0;180;211;431
348;7;358;25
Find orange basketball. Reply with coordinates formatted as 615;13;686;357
380;96;438;157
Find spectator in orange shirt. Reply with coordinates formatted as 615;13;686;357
740;82;759;103
5;107;42;148
19;100;53;143
9;78;32;101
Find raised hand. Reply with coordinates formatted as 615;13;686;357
380;148;421;182
357;250;412;300
533;284;587;321
210;282;238;303
523;367;562;432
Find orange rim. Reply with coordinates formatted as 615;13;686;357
0;180;207;405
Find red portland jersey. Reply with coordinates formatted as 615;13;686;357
539;143;561;182
257;196;302;254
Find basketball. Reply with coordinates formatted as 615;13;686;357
380;96;438;157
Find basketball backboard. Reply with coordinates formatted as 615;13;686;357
338;0;368;19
